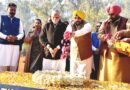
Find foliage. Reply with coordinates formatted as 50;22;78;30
1;0;130;31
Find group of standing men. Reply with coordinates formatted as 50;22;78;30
39;10;93;79
0;2;130;84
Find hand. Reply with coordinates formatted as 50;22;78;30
113;30;125;40
70;32;75;38
63;31;71;40
121;38;130;43
102;34;112;41
47;45;55;57
33;27;39;34
6;36;12;42
107;39;114;47
49;48;55;57
71;21;77;31
25;37;32;44
53;48;59;57
7;35;17;42
12;35;17;41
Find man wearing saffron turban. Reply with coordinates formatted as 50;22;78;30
98;5;130;83
65;10;93;79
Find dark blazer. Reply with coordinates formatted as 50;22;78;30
39;20;67;59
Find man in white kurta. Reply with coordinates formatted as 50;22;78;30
0;3;24;71
66;10;93;79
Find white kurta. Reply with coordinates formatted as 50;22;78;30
0;44;19;66
66;23;93;79
0;16;24;67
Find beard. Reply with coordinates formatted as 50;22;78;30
75;21;81;25
52;19;60;25
72;20;85;30
110;18;117;23
109;15;120;23
9;13;15;17
74;20;84;26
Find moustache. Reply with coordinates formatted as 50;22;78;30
74;21;82;26
10;13;15;16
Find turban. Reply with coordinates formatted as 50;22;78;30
106;5;121;15
73;10;86;20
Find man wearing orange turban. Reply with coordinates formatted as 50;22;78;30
98;5;130;83
65;10;93;79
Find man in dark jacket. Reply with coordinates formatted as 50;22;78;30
39;10;67;71
0;3;24;71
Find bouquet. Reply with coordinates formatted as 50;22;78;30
60;31;71;59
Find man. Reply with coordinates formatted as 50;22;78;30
0;3;24;71
91;22;102;79
98;5;130;83
66;10;93;79
39;10;67;71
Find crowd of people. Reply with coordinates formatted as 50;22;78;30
0;2;130;84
